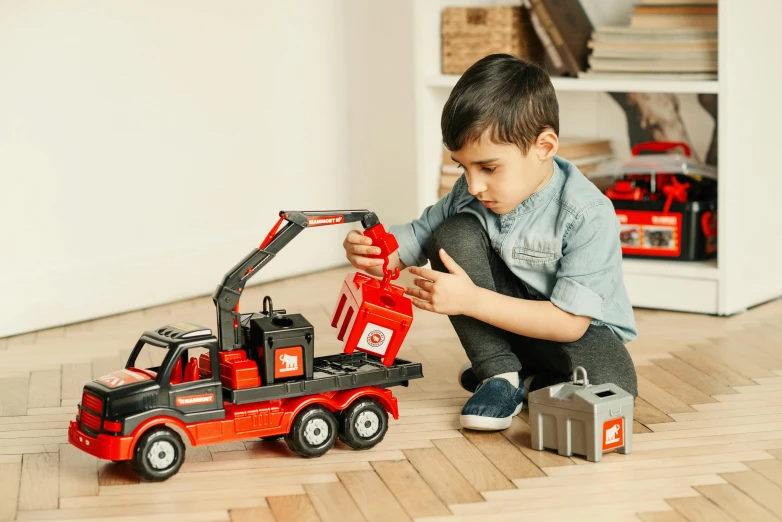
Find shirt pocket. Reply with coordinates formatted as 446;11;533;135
511;245;561;274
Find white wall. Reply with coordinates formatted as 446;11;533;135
344;0;417;227
1;0;418;337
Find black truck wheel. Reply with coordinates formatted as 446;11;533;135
131;427;185;482
285;405;338;458
338;398;388;450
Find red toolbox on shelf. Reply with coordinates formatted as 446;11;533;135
595;141;718;261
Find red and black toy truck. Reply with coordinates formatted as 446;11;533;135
68;210;422;481
598;141;718;261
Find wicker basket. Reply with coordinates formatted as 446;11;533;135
441;5;544;74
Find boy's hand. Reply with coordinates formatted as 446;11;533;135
406;249;477;315
343;230;386;271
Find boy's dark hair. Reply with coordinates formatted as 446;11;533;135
441;54;559;154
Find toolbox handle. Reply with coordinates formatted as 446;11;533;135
632;141;691;158
572;366;590;387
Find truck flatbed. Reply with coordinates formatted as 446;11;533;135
224;352;423;404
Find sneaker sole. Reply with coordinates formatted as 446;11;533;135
459;402;524;431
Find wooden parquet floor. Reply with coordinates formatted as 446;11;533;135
2;266;782;521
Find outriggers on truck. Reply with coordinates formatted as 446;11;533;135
68;210;422;481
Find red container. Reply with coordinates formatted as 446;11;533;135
596;141;718;261
331;273;414;366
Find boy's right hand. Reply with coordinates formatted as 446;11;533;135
343;230;386;270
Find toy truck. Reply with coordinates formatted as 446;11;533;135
68;210;423;481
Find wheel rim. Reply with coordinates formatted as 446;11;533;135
304;418;330;446
147;440;175;470
355;410;380;438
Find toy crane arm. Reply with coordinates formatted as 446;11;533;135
212;210;386;351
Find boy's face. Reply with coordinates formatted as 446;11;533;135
450;132;555;215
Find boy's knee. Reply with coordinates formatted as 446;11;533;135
427;213;487;263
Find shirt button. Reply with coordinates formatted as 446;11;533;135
494;248;500;254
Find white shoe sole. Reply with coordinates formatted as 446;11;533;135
460;402;524;431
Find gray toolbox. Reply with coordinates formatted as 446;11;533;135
528;367;634;462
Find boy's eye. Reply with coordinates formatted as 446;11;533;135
482;166;496;173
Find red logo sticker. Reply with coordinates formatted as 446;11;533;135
367;330;385;348
602;418;624;450
274;346;304;378
307;216;344;226
176;394;214;407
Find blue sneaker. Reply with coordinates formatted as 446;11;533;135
460;377;524;431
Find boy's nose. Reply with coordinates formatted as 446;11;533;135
467;178;487;196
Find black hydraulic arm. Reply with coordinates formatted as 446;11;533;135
212;210;381;351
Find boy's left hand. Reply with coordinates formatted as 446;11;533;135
406;248;477;316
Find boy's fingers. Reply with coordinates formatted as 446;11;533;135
413;278;433;292
409;266;440;282
354;256;384;268
351;244;382;256
410;297;435;313
405;286;431;302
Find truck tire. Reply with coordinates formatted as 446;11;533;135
285;405;338;458
338;398;388;450
131;427;185;482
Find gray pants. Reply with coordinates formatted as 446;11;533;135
428;213;638;397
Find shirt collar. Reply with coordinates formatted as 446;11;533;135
498;159;563;228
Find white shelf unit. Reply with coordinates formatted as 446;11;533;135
413;0;782;316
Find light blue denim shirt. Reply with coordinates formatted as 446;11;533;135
389;156;638;343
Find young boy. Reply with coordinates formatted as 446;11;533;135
343;54;638;431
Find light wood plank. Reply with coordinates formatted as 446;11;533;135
692;342;777;379
338;470;411;522
17;501;264;520
0;375;29;416
501;416;575;467
0;461;21;522
695;483;778;522
673;349;755;387
19;452;59;510
432;437;515;492
303;482;365;522
635;396;675;425
403;447;483;505
638;510;689;522
720;470;782;518
747;458;782;488
652;357;737;397
98;461;139;487
60;485;304;508
27;370;61;409
637;376;695;415
268;495;320;522
637;365;715;406
59;442;99;498
370;460;450;518
667;496;737;522
230;507;276;522
461;429;545;480
635;421;652;433
61;363;91;402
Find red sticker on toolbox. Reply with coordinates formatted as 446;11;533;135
616;211;682;257
602;418;624;450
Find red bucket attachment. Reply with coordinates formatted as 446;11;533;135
331;272;413;366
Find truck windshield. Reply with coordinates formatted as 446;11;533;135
127;341;169;378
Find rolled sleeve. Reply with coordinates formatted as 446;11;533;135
550;202;622;321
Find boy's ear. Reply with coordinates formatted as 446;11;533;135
535;129;559;162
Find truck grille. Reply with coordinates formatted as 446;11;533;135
80;408;101;431
82;392;103;413
80;391;103;434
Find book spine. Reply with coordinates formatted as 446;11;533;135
525;5;566;75
529;0;581;77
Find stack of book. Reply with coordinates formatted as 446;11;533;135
581;0;718;80
437;138;613;199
